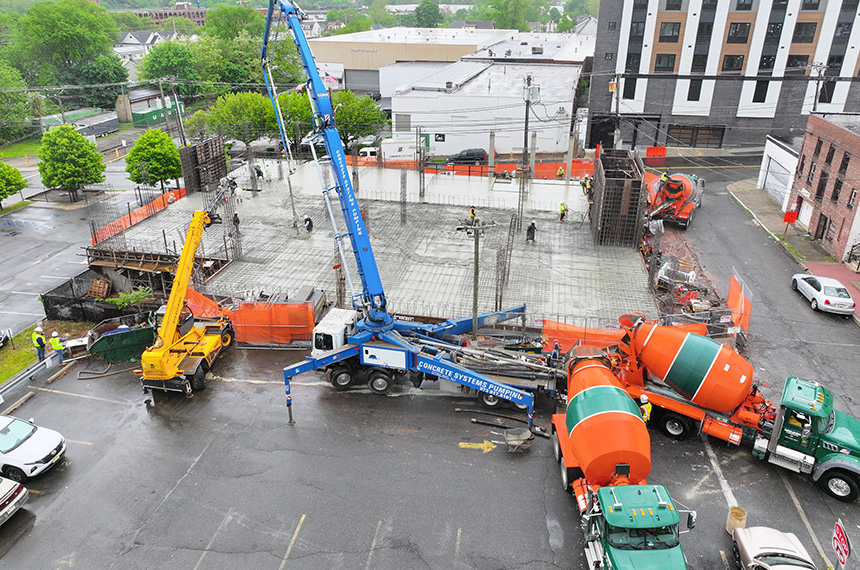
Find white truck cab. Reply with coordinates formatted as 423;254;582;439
311;308;359;357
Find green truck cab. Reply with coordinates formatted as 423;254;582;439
752;377;860;502
583;484;695;569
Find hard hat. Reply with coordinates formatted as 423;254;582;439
35;326;42;333
531;220;536;225
52;331;59;337
640;394;649;403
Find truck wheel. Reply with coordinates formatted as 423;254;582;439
221;328;234;351
560;456;572;491
551;432;562;463
367;370;393;395
191;367;206;391
818;470;860;502
478;392;503;409
329;366;353;389
659;412;692;440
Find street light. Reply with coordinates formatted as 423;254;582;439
457;215;496;341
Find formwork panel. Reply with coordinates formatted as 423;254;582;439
591;150;647;248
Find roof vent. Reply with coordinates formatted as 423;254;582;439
446;81;453;89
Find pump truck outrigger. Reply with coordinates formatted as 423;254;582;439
262;0;556;421
135;188;234;396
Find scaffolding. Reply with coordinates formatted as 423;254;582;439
590;150;648;248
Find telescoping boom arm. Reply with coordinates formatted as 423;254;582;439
261;0;392;332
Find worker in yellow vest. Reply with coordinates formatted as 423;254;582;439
32;326;46;361
50;331;68;366
639;394;652;424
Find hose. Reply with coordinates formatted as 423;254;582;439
76;362;138;379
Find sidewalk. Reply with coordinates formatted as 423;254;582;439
728;179;860;320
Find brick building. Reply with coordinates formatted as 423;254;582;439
788;113;860;261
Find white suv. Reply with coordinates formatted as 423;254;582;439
0;415;66;482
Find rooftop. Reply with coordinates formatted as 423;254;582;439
814;113;860;138
310;26;514;47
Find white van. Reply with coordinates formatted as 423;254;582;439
358;147;378;158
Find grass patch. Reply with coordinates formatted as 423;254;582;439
0;320;94;384
0;138;41;159
782;241;805;262
0;201;32;215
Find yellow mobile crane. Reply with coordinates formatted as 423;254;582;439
135;204;234;396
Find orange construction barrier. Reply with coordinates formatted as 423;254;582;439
727;275;751;333
93;188;187;244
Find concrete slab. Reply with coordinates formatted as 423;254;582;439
123;160;657;326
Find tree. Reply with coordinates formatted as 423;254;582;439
329;19;372;35
204;5;265;41
7;0;118;86
330;90;388;149
125;129;182;192
161;17;199;36
0;162;27;210
0;60;31;144
110;12;157;31
276;90;313;150
37;125;105;203
557;14;574;33
368;0;397;27
62;55;129;109
415;0;443;28
206;92;276;178
139;41;200;98
184;110;212;142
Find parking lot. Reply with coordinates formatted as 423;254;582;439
0;343;853;569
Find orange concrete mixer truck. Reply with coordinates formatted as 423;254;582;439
645;172;703;229
611;314;860;503
550;358;697;569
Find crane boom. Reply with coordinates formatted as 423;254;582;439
262;0;392;331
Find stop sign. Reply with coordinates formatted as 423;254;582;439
834;519;851;566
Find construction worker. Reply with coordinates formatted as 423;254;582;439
526;220;536;244
304;215;313;233
469;205;476;223
556;165;565;179
585;176;594;201
639;394;652;424
559;202;567;223
660;171;670;183
50;331;68;366
32;326;46;361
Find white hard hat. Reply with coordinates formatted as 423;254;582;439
35;326;42;332
52;331;59;337
531;220;536;225
640;394;649;403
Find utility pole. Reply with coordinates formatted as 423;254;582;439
811;62;827;113
158;78;171;135
518;75;538;231
613;73;622;149
170;80;187;147
457;216;496;341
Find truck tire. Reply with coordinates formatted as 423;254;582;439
329;366;353;390
191;367;206;391
221;328;234;351
658;412;692;440
818;470;860;502
551;432;562;463
367;370;393;395
478;392;503;409
560;457;583;492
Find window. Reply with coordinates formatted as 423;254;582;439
802;0;819;8
828;55;844;71
798;155;806;177
691;54;708;72
666;0;682;9
630;22;646;38
786;54;809;73
605;52;614;60
728;22;751;43
608;21;617;29
697;21;713;41
807;162;817;184
655;54;676;72
760;55;776;69
836;23;853;37
826;219;836;241
813;138;823;157
660;22;681;42
688;79;703;101
626;53;641;72
703;0;718;7
766;22;783;42
839;154;850;174
825;145;835;164
722;54;744;71
818;80;836;104
815;170;829;200
849;189;857;209
832;179;843;203
736;0;752;9
623;78;637;99
753;80;768;102
793;22;817;43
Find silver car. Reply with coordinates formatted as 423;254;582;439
791;273;856;315
732;526;817;569
0;476;28;527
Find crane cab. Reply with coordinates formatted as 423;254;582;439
312;308;359;357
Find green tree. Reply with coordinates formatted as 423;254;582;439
414;0;443;28
0;162;27;210
184;110;212;142
368;0;397;27
204;5;265;40
557;14;574;32
233;30;301;89
326;8;364;24
0;60;31;144
139;41;200;98
37;125;105;203
110;12;156;31
207;91;275;145
329;19;372;35
7;0;119;86
330;90;387;149
161;17;199;36
62;55;129;109
548;7;560;21
125;128;182;191
277;90;313;150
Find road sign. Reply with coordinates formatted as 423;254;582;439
834;518;851;566
783;211;798;223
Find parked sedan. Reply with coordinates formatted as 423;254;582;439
732;526;817;569
791;273;856;315
0;476;28;527
0;415;66;482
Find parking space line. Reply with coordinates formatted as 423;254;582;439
65;439;93;446
719;550;730;569
779;472;834;569
29;386;130;406
454;527;462;566
366;520;383;569
192;508;234;570
278;514;306;570
702;437;738;507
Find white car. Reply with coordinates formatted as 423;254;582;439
732;526;817;569
791;273;856;315
0;415;66;482
0;476;28;527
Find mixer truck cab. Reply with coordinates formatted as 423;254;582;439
753;377;860;502
582;479;695;570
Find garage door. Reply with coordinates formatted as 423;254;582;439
762;158;792;206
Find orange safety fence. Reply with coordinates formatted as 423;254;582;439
343;156;596;180
184;288;315;344
542;320;625;354
727;275;751;333
93;188;186;244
